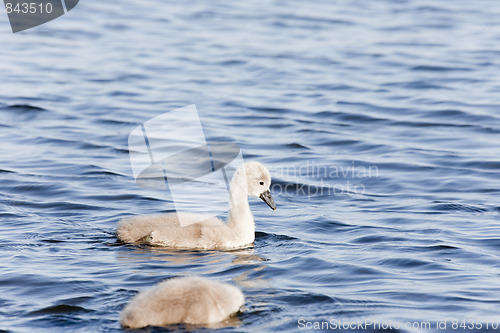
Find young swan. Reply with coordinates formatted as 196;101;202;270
117;161;276;250
120;276;244;329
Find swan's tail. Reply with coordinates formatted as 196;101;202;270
116;216;154;243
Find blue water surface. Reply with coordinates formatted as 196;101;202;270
1;0;500;332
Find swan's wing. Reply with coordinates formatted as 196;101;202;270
116;213;179;243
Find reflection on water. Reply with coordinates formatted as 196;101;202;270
116;245;268;283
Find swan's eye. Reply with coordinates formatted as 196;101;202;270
259;181;264;186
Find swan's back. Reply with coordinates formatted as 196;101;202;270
120;276;244;329
117;213;243;249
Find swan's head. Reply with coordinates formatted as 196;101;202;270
243;161;276;210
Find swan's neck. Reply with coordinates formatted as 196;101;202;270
227;173;254;242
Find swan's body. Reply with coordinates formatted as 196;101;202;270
117;161;276;250
120;276;244;328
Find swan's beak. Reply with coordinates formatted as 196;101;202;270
259;190;276;210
